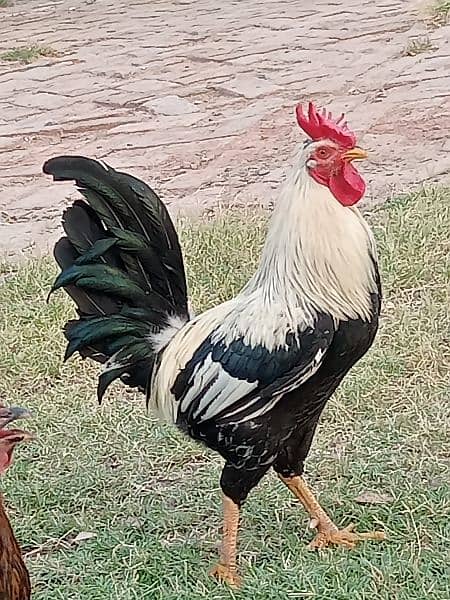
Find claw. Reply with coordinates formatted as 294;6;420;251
210;563;242;588
308;524;386;550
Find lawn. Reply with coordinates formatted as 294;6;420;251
0;187;449;599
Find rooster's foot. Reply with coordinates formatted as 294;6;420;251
210;563;242;587
308;521;386;550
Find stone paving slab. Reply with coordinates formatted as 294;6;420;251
0;0;449;260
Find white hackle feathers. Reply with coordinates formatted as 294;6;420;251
149;313;188;354
248;149;377;324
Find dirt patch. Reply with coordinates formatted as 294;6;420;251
0;0;449;260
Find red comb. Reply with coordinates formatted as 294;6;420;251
296;102;356;149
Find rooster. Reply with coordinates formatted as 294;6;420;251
44;102;385;587
0;405;33;600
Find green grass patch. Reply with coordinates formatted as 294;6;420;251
429;0;450;25
0;44;58;64
0;187;449;599
402;36;436;56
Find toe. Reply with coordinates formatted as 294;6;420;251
210;564;241;587
308;526;386;550
334;535;357;549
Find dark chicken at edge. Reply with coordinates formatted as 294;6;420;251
44;102;386;586
0;406;33;600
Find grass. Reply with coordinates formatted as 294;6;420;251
0;44;58;64
402;37;436;57
0;187;449;599
429;0;450;26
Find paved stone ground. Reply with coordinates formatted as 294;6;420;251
0;0;449;260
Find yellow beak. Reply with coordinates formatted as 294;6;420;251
342;147;368;162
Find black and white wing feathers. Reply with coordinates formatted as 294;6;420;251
172;314;335;425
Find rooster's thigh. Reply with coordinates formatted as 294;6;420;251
273;420;319;478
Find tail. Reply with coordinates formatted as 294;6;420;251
43;155;189;402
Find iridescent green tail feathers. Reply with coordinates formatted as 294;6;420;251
43;156;189;402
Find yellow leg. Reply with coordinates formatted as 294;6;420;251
279;475;386;549
209;494;242;587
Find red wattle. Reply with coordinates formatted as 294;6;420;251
310;162;365;206
330;162;366;206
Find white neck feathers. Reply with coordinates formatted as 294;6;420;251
242;164;378;325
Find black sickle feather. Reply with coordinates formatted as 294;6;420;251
53;238;118;316
44;155;190;401
44;156;189;318
62;200;106;256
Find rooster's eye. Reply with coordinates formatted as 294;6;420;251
317;148;330;158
